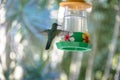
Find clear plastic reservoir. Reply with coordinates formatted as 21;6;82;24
63;7;88;32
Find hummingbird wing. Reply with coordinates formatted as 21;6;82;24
39;29;50;35
56;30;69;36
43;29;50;32
39;29;69;36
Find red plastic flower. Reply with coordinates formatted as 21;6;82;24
82;32;90;43
64;33;70;41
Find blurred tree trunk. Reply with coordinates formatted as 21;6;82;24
85;33;97;80
69;53;83;80
114;57;120;80
0;24;6;80
102;2;120;80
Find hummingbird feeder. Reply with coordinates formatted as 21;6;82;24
56;0;92;52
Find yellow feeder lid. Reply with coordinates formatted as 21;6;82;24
60;0;91;10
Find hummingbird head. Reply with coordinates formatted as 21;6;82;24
52;23;58;30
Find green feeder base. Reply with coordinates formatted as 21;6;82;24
56;41;92;52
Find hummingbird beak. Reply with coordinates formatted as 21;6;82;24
58;25;62;26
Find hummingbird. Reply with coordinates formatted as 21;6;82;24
41;23;69;50
45;23;60;50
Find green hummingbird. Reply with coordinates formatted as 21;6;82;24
41;23;68;50
45;23;60;50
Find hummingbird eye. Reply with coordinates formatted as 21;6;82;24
52;23;58;26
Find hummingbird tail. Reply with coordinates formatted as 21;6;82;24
45;40;52;50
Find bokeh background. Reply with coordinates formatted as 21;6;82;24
0;0;120;80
